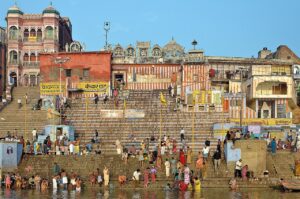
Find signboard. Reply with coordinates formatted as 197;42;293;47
77;82;109;94
125;109;145;118
248;125;261;136
40;82;66;95
212;90;222;105
230;118;292;126
100;110;123;118
100;109;145;119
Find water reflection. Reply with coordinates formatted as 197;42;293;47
0;188;300;199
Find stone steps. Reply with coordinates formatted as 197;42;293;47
0;87;52;138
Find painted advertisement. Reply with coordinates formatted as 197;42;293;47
40;82;66;95
78;82;109;94
100;109;145;119
230;118;292;126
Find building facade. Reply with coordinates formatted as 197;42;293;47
110;41;300;120
0;27;6;97
39;51;111;98
6;4;72;87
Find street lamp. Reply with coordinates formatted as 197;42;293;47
104;22;110;50
54;57;70;124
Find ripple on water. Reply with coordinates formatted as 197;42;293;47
0;188;300;199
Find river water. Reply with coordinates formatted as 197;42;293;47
0;188;300;199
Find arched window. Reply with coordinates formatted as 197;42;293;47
9;26;18;40
23;53;29;62
45;26;54;39
37;29;42;41
30;29;36;37
9;50;18;64
30;53;36;62
23;29;29;41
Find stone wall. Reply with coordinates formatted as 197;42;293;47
235;140;267;176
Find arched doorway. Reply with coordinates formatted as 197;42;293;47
37;74;40;86
29;74;36;86
9;72;17;87
23;74;29;86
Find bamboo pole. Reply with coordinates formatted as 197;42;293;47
24;97;27;140
160;105;162;140
85;96;88;142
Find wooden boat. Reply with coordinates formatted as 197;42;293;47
281;179;300;191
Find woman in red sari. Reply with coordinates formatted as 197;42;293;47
143;167;150;188
179;149;186;165
172;139;177;154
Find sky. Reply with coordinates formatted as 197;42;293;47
0;0;299;58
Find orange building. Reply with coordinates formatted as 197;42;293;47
39;51;111;98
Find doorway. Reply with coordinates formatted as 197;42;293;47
114;73;125;89
9;72;17;87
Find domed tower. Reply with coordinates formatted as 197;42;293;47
7;5;24;15
6;4;23;87
162;38;185;63
42;4;60;16
42;4;60;52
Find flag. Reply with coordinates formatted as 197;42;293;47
160;92;167;106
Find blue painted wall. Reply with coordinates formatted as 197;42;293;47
224;141;241;163
0;142;23;168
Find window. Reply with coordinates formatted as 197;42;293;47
37;29;42;41
23;29;29;41
45;26;54;39
83;68;89;77
132;68;136;82
9;26;18;40
23;53;29;62
9;51;18;64
271;65;291;75
65;69;72;77
193;74;198;82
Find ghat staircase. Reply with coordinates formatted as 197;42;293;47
16;154;273;189
0;86;49;140
65;90;229;154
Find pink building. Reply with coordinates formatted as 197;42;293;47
6;4;72;87
0;27;6;97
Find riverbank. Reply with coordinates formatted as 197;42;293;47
0;187;298;199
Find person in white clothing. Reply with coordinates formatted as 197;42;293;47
165;159;171;177
202;146;210;163
235;159;243;178
52;175;58;190
32;128;37;141
69;142;74;155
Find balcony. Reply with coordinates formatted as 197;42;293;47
23;37;43;43
8;60;19;65
246;76;296;105
23;61;40;69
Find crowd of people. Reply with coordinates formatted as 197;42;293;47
224;129;300;153
0;163;83;192
107;131;214;191
2;124;300;192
